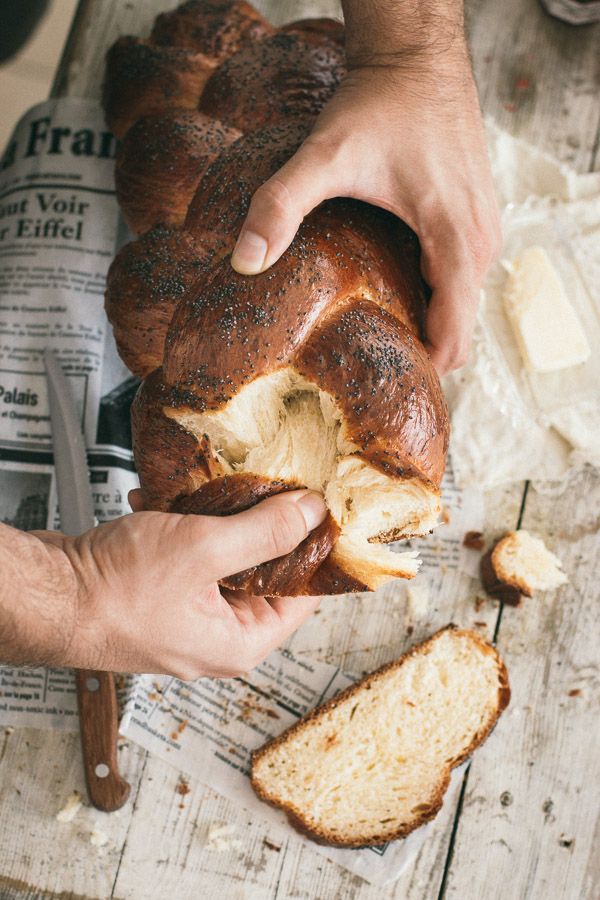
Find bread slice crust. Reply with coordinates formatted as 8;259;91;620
251;625;510;847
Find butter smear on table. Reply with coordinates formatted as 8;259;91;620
502;245;590;373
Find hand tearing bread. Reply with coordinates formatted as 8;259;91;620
103;0;450;596
251;626;510;847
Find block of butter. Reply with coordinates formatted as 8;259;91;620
502;245;590;373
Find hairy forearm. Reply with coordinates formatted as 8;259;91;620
0;523;78;666
342;0;467;69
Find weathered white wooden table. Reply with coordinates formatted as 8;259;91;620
1;1;599;897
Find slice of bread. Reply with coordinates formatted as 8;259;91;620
251;626;509;847
481;529;568;605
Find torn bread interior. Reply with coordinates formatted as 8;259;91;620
163;368;441;592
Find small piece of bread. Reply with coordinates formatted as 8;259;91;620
251;626;509;847
481;529;568;605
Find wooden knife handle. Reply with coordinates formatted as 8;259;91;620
75;669;131;812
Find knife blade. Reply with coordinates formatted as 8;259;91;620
44;350;94;535
44;349;130;812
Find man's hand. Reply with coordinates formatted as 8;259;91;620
231;1;500;375
0;489;326;678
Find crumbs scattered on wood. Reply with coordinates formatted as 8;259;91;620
238;695;279;722
542;799;555;823
56;791;82;823
150;681;176;714
568;689;581;697
263;838;281;852
89;828;109;848
500;791;513;807
176;779;191;797
463;531;485;550
559;835;574;849
205;823;243;852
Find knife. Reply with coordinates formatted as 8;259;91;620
44;349;130;812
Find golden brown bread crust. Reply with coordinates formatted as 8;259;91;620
250;626;511;847
161;206;446;486
115;111;241;234
106;124;315;377
105;227;209;378
108;127;322;380
103;1;272;139
184;120;312;242
103;37;217;140
480;546;522;605
198;31;346;131
150;0;273;58
105;1;450;596
131;368;218;510
480;534;534;606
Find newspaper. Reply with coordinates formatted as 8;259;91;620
0;98;138;728
0;98;481;886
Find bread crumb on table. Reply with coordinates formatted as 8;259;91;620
89;828;109;848
55;791;82;823
463;530;485;551
176;779;191;796
205;823;243;852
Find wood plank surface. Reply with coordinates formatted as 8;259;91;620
443;471;600;900
468;0;600;169
0;0;598;898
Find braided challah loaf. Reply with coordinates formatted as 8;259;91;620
103;0;450;596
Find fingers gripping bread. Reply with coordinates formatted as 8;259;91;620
251;626;510;847
103;1;450;596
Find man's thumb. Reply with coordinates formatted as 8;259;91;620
230;143;339;275
190;490;328;583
